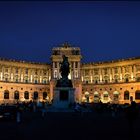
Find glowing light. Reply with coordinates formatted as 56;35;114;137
21;74;23;82
68;72;71;79
81;76;83;81
31;75;33;82
100;75;102;82
110;74;112;82
91;76;92;83
120;74;122;80
131;73;133;79
40;76;42;83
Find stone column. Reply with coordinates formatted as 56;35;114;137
73;62;75;79
99;69;102;83
78;62;80;79
130;65;133;81
2;66;4;81
112;68;114;82
109;68;112;82
119;67;122;81
122;67;125;82
133;65;136;81
21;68;23;82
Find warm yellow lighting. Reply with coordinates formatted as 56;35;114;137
11;73;13;81
40;76;42;83
120;74;122;81
21;74;23;82
81;76;83;81
0;72;2;80
31;75;33;82
91;76;92;83
110;74;112;82
68;72;71;79
100;75;102;82
131;73;133;80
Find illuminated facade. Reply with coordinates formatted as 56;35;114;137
1;42;140;104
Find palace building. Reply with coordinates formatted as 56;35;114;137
0;42;140;104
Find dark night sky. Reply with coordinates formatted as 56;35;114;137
0;1;140;63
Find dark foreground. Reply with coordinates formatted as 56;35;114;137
0;110;140;140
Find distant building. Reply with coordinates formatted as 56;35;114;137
0;42;140;104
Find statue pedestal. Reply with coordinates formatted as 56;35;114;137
53;87;75;108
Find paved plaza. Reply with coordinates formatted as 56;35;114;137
0;108;140;140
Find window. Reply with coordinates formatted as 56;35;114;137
33;92;38;100
94;69;98;75
24;91;29;99
104;94;108;100
85;70;89;76
4;90;9;99
43;92;47;100
124;91;129;100
16;68;18;74
14;91;19;100
71;62;74;69
54;62;57;68
35;70;37;75
15;77;18;82
75;71;78;78
95;80;98;84
104;68;108;75
25;68;28;74
135;90;140;99
136;65;140;72
5;68;8;73
75;62;78;68
43;80;46;84
114;67;118;73
125;78;129;83
115;79;118;83
136;77;140;82
113;92;119;101
5;78;8;81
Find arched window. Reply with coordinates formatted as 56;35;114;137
43;80;46;84
136;77;140;82
124;90;129;100
14;90;19;99
24;91;29;99
103;91;109;100
33;91;38;100
94;91;99;103
85;91;89;102
43;92;47;100
4;90;9;99
113;91;119;101
125;78;129;83
135;90;140;100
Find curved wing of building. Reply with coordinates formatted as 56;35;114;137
0;42;140;104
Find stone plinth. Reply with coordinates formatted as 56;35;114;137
53;87;75;108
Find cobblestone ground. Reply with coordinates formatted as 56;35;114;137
0;110;140;140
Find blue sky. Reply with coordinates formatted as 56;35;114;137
0;1;140;63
